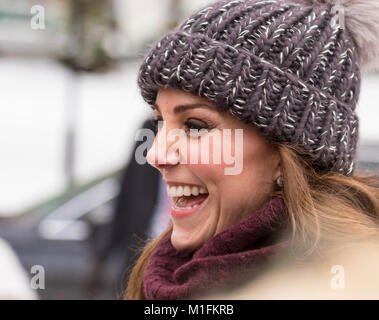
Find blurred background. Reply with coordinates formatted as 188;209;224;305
0;0;378;300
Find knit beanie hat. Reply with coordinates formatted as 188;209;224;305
137;0;379;176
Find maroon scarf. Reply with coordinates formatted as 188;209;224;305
143;196;290;300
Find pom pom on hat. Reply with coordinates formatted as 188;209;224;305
289;0;379;71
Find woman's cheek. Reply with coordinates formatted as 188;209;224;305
186;137;226;180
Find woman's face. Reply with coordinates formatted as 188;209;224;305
147;87;281;252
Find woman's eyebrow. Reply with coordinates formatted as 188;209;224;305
153;103;217;114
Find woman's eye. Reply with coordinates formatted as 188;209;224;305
150;116;214;137
184;118;210;131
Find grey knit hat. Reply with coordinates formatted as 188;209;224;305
137;0;379;176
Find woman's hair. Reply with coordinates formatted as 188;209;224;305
125;224;173;300
125;143;379;300
274;144;379;254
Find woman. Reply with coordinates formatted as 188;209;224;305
126;0;379;299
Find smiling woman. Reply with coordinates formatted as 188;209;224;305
146;87;281;253
126;0;379;300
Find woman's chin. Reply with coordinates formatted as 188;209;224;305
171;231;205;253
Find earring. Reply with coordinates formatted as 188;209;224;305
275;176;283;188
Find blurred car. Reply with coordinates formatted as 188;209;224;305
0;169;124;300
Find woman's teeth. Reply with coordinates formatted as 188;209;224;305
166;185;209;211
166;185;208;197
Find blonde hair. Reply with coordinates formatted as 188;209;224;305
125;144;379;299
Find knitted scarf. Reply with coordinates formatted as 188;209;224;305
143;196;290;300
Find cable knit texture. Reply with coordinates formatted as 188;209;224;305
138;0;364;176
143;196;290;299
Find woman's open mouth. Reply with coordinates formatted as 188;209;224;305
166;184;209;218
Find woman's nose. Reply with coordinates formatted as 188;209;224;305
146;124;181;170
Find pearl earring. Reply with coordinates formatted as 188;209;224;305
275;176;283;188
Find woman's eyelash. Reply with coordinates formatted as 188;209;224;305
150;116;215;135
184;118;213;131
